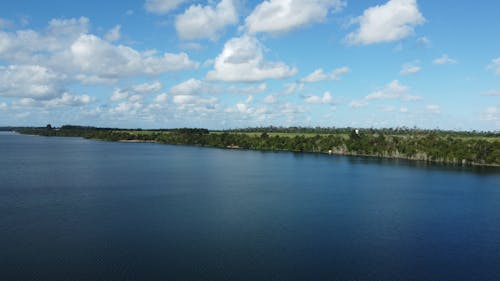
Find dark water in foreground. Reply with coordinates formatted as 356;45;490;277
1;132;499;281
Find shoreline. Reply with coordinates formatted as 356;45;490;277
13;129;500;169
116;138;500;168
118;139;157;143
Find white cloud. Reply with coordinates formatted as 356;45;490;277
426;104;440;114
206;35;297;82
0;18;199;86
105;25;121;42
110;81;162;101
0;102;7;110
133;81;162;94
179;42;204;51
12;92;94;108
400;107;409;113
350;100;368;108
172;95;217;108
300;67;350;83
350;80;421;108
284;82;304;95
400;61;421;75
13;98;40;108
110;89;129;101
0;65;66;99
264;94;278;104
488;57;500;75
75;74;117;85
145;0;188;14
416;36;431;47
0;17;89;62
48;17;90;39
366;80;409;100
172;95;196;105
154;93;168;103
305;91;334;104
225;95;255;114
170;78;204;95
227;83;267;95
345;0;425;45
245;0;346;34
45;92;94;107
69;34;198;78
175;0;238;41
110;101;143;114
433;54;457;65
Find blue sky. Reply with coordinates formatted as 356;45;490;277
0;0;499;130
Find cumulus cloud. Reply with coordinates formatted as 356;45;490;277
400;61;421;75
300;67;350;83
350;80;421;108
0;17;199;87
69;34;198;78
206;35;297;82
154;93;169;103
175;0;238;41
488;57;500;75
105;25;121;42
12;92;94;108
245;0;345;34
172;95;217;109
225;95;255;114
0;17;89;63
433;54;457;65
46;92;95;107
110;81;162;101
366;80;409;100
227;83;267;95
345;0;425;45
283;82;304;95
170;78;206;95
264;94;278;104
48;17;90;39
304;91;334;104
145;0;188;14
0;65;66;99
110;101;143;115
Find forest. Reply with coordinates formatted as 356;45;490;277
15;125;500;167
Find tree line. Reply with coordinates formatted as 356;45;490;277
16;125;500;167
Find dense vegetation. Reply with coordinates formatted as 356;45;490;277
16;125;500;167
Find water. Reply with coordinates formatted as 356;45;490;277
1;131;499;281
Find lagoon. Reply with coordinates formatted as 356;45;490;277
1;131;499;280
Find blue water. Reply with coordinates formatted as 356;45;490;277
1;131;499;281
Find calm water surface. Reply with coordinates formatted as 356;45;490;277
1;131;499;280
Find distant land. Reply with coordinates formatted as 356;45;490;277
11;125;500;167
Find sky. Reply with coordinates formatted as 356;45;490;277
0;0;499;130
